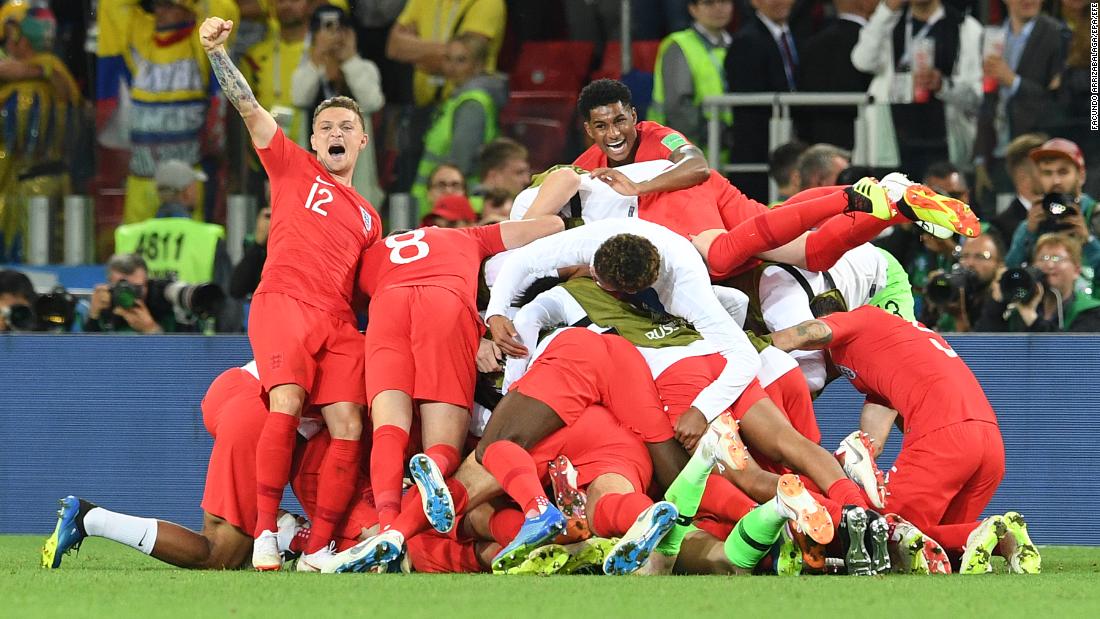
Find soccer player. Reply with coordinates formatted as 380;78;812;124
199;17;383;571
769;306;1040;574
356;217;563;533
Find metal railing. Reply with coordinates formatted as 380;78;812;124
702;92;872;203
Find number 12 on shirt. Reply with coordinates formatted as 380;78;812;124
304;176;334;216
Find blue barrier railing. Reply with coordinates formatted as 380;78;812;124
1;334;1097;545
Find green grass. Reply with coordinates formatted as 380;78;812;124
5;536;1100;619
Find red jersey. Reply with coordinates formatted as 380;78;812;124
357;224;506;308
255;129;382;323
819;306;998;445
573;121;690;170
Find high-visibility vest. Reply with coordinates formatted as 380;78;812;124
115;217;224;283
649;28;733;129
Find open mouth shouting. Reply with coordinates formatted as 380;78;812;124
605;137;628;158
328;142;347;162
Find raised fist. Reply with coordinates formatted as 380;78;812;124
199;17;234;51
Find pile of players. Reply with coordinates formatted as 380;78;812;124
41;17;1039;578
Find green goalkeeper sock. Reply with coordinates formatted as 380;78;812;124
724;499;786;569
655;447;714;556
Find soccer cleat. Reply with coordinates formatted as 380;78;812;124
884;513;926;574
548;455;591;544
491;505;567;573
327;529;405;574
775;523;803;577
505;544;570;576
295;541;336;573
845;177;896;220
41;496;88;569
865;511;892;574
922;537;952;574
560;537;616;575
1003;511;1040;574
959;515;1007;575
277;512;308;561
835;430;887;509
788;526;826;573
708;412;749;473
409;453;455;534
839;505;872;576
898;184;979;238
603;501;679;575
774;474;834;545
252;529;283;571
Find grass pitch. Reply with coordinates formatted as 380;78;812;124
4;536;1099;619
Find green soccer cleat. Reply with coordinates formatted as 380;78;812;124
504;544;570;576
1003;511;1041;574
560;537;615;575
959;515;1007;575
774;523;803;577
845;177;896;221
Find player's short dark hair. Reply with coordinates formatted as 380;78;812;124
769;140;808;185
809;293;847;318
593;234;659;293
578;79;633;120
922;160;961;182
106;253;147;277
479;138;528;178
0;268;35;302
836;165;873;186
312;95;365;130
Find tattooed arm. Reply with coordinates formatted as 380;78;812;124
199;17;277;148
769;319;835;353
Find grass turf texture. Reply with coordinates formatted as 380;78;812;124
5;536;1100;618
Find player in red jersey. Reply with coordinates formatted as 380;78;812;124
356;218;563;534
200;17;382;571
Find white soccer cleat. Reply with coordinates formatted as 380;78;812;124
835;430;887;509
707;412;749;473
324;529;405;574
252;529;283;571
277;512;307;560
295;542;336;573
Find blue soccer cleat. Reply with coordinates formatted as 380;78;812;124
326;530;404;574
491;505;567;573
603;501;679;575
42;495;87;569
409;453;455;534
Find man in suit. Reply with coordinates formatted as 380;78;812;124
724;0;800;202
797;0;877;150
989;132;1046;242
974;0;1070;196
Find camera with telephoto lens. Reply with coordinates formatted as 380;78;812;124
111;279;226;321
925;266;982;306
1038;192;1081;235
35;287;77;332
999;266;1046;304
1;302;35;331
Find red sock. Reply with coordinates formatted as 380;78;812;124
808;489;844;527
390;477;470;540
923;522;980;554
803;213;896;271
698;474;758;522
481;441;549;517
488;507;525;545
591;492;653;537
425;443;461;477
371;425;409;527
305;438;361;553
254;412;299;537
826;478;870;510
708;189;851;277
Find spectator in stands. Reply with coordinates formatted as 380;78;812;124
768;140;808;203
649;0;734;152
797;0;876;150
851;0;982;180
978;233;1100;332
1051;0;1098;197
242;0;311;144
96;0;239;226
477;187;513;224
424;163;468;211
230;205;271;301
82;254;174;334
923;231;1005;333
724;0;802;201
420;193;478;228
0;2;81;263
1006;139;1098;275
386;0;506;193
232;0;270;60
411;32;505;217
990;132;1046;243
974;0;1069;197
292;4;386;205
0;268;35;332
473;138;531;207
795;143;850;191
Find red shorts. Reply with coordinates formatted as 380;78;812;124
511;329;673;443
364;286;480;409
291;429;378;546
248;292;366;405
654;353;768;424
883;420;1004;530
528;404;653;493
406;532;487;573
200;368;267;532
762;367;821;444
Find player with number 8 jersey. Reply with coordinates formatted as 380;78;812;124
356;218;564;531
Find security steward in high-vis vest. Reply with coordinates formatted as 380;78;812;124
115;159;226;285
648;0;734;159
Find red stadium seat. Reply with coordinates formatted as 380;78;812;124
502;91;577;125
501;118;570;172
631;40;661;73
509;41;595;92
591;40;662;81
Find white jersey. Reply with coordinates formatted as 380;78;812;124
758;243;888;391
487;217;761;421
509;161;672;222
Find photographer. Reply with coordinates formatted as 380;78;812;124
1005;139;1098;277
0;269;36;332
977;233;1100;333
922;231;1006;332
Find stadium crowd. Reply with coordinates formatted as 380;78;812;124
28;0;1077;577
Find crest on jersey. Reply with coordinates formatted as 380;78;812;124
837;364;857;380
359;206;373;234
